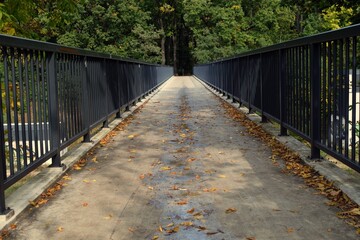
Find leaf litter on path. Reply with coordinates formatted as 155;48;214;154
220;98;360;233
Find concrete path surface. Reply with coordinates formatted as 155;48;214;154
9;77;359;239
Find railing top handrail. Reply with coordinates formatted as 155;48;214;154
0;33;170;67
196;23;360;65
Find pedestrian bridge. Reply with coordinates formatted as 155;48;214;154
0;25;360;239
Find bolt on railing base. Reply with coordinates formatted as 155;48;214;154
0;208;14;222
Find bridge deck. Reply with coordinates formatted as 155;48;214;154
10;77;358;239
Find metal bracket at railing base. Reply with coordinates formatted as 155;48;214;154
307;156;324;162
0;208;14;221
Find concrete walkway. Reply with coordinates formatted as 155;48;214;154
9;77;359;239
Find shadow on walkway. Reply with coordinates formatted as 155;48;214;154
8;77;359;239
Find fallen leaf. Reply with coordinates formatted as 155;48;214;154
82;202;88;207
148;186;154;190
287;227;294;233
187;158;196;162
160;166;172;171
57;227;64;232
139;174;145;179
195;175;201;180
338;208;360;217
207;231;219;235
184;167;191;170
128;135;135;139
176;199;188;205
181;221;193;227
218;174;226;178
83;179;90;183
37;199;48;205
62;175;72;181
166;223;174;227
9;224;16;230
73;165;82;170
246;237;256;240
152;236;159;240
184;208;194;215
128;227;135;232
197;226;207;231
170;185;179;190
203;187;217;192
158;226;163;232
225;208;237;214
103;214;113;220
167;226;179;234
91;157;98;163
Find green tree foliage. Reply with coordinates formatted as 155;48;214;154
184;0;296;63
57;0;161;63
0;0;359;67
0;0;79;40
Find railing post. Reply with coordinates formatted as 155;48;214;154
82;57;91;142
279;49;288;136
116;61;122;118
126;63;132;111
310;43;321;159
102;59;109;128
260;54;267;123
47;52;61;167
0;58;8;213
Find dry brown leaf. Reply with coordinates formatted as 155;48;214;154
57;227;64;232
246;237;256;240
187;158;196;162
170;185;179;190
187;208;195;214
73;165;82;170
158;226;163;232
160;166;172;171
62;175;72;181
152;236;159;240
176;199;188;205
128;134;135;139
181;221;193;227
225;208;237;214
37;199;48;205
339;208;360;216
167;226;179;234
82;202;88;207
218;174;226;178
197;226;207;231
287;227;294;233
203;187;217;192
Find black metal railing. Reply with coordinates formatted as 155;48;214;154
0;34;173;212
194;24;360;173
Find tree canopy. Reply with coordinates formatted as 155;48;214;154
0;0;359;73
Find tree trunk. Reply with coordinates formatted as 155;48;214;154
173;34;177;75
160;18;166;65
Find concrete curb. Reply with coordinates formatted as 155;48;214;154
0;77;172;231
194;76;360;206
